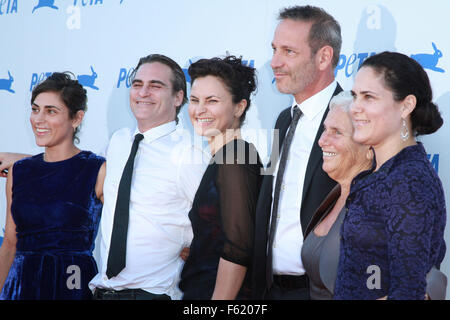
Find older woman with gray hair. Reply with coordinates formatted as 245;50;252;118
300;91;373;300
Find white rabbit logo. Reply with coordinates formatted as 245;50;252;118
77;66;99;90
32;0;58;13
0;71;15;93
411;42;444;73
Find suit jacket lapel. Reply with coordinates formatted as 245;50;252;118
277;111;291;148
266;108;291;171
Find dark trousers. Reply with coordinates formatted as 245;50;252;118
93;288;171;300
265;275;310;300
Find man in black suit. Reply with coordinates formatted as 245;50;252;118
252;5;343;299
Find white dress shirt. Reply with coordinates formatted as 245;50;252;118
89;121;209;299
271;81;337;275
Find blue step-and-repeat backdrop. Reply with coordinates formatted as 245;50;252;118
1;0;449;298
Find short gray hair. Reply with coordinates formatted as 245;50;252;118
329;91;353;112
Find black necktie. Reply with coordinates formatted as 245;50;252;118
106;133;144;279
266;105;303;286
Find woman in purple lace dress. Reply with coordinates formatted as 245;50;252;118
334;52;446;300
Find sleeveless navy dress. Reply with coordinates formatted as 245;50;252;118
0;151;105;300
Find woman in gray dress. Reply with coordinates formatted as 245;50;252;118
301;91;373;300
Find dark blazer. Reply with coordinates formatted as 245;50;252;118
252;83;342;299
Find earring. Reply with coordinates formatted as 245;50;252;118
401;119;409;141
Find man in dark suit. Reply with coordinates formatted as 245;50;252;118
252;5;343;299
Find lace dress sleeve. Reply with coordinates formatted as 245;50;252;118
215;141;262;267
385;161;446;299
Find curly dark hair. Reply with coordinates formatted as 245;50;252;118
188;55;257;126
31;72;87;143
360;51;443;136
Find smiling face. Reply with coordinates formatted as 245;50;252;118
188;75;243;137
129;62;183;132
30;91;82;148
271;19;318;98
318;106;369;183
350;66;405;149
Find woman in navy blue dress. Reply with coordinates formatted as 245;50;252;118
334;52;446;299
179;56;262;299
0;72;106;300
